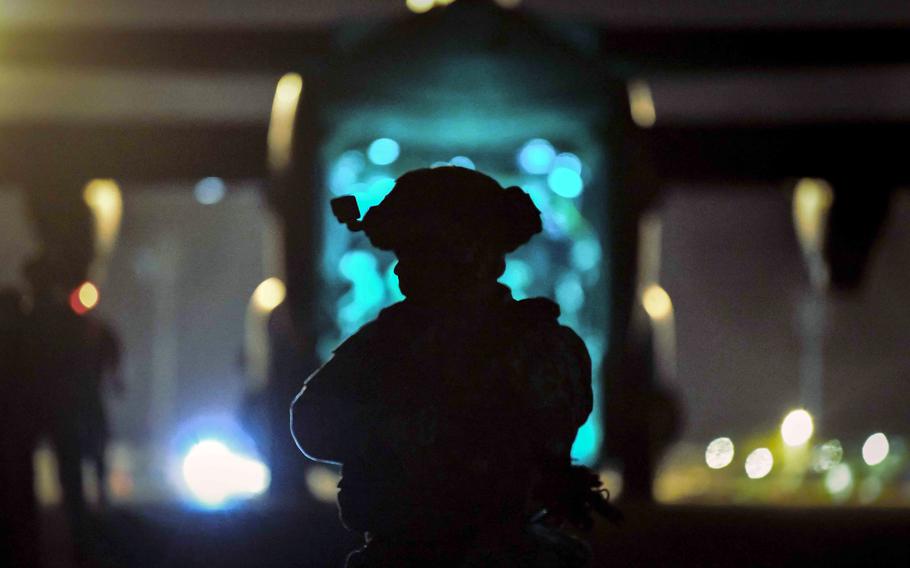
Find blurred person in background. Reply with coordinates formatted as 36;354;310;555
21;192;124;563
23;253;98;549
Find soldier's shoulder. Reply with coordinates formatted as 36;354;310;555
377;300;410;321
512;297;561;323
505;297;588;367
330;301;408;355
511;298;585;347
506;297;593;432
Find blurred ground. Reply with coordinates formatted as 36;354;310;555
38;502;910;567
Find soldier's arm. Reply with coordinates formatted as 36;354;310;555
557;324;594;428
290;327;379;465
291;361;357;464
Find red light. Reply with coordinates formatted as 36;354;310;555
69;288;88;315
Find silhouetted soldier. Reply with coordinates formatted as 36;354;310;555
24;256;92;541
293;167;616;567
0;288;40;567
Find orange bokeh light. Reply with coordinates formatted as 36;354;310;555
70;281;99;315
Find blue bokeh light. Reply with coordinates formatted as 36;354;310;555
517;138;556;174
449;156;476;170
498;258;533;300
571;238;601;272
555;273;585;314
547;167;584;198
552;152;582;175
193;177;226;205
367;138;401;166
329;151;366;195
339;249;377;280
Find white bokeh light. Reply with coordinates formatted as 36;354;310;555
181;439;270;507
825;463;853;496
862;433;890;466
705;437;735;469
251;277;286;313
745;448;774;479
781;409;814;447
641;284;672;321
